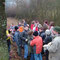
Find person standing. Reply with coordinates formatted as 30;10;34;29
23;25;29;60
13;26;22;56
6;30;11;52
30;31;43;60
43;26;60;60
44;29;52;60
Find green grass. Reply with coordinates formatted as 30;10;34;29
0;40;9;60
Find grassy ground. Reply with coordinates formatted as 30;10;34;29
0;40;9;60
0;39;46;60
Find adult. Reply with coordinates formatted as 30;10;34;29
44;29;52;60
23;25;29;60
30;31;43;60
43;26;60;60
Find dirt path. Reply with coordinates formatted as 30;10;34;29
9;42;46;60
9;42;22;60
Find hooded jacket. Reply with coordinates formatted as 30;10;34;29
30;36;43;54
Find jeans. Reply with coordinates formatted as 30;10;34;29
7;39;11;52
34;53;42;60
30;53;34;60
46;50;49;60
17;45;22;56
24;44;28;59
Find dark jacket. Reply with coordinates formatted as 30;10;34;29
38;31;46;41
13;31;25;46
44;35;52;44
28;35;33;55
22;30;29;45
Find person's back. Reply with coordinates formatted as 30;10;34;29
30;31;43;60
44;35;52;44
30;35;43;54
14;31;19;45
33;36;43;54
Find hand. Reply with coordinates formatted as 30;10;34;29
25;39;28;42
43;45;48;50
48;42;52;46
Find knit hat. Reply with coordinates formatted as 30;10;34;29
53;26;60;34
19;26;24;32
33;31;38;36
45;29;51;35
38;24;42;29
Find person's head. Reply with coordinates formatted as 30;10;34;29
22;19;25;23
24;25;29;30
11;23;14;26
8;30;11;34
28;30;33;36
19;26;24;32
39;27;43;32
53;26;60;35
18;22;21;25
31;21;35;24
45;29;51;36
15;26;18;31
49;21;54;26
33;31;38;38
44;20;48;24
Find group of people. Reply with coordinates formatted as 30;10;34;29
6;19;60;60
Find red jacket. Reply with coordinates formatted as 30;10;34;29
31;24;34;30
35;26;38;31
30;36;43;54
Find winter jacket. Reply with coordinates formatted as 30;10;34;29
22;30;29;45
31;24;34;30
47;36;60;60
13;31;26;46
38;31;46;41
28;35;33;55
44;35;52;44
30;36;43;54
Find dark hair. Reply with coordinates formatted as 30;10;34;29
8;30;11;33
44;20;48;24
15;26;18;31
49;21;54;26
28;30;33;35
33;31;38;36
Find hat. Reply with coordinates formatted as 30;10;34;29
33;31;38;36
38;24;42;29
45;29;51;35
19;26;24;32
53;26;60;34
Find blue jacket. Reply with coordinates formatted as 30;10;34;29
13;31;19;46
13;31;26;46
